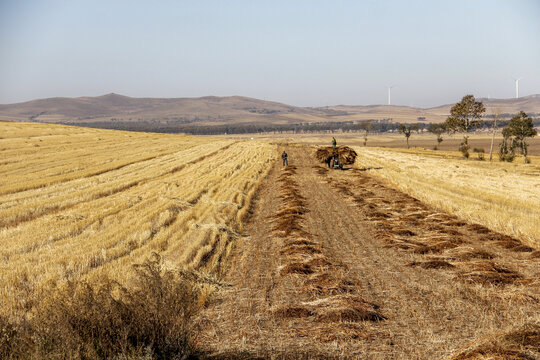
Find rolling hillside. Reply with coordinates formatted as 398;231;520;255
428;94;540;117
1;93;539;128
0;93;327;125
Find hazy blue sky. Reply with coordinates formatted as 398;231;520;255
1;0;539;107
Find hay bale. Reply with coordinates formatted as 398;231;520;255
315;146;358;165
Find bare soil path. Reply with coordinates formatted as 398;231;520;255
197;145;540;359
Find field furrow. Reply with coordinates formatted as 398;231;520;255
0;122;275;320
355;147;540;248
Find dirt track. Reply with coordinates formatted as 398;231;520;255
197;145;540;359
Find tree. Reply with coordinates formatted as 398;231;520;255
489;108;502;161
498;132;515;162
398;123;419;149
359;121;372;146
428;123;446;149
502;111;537;163
445;95;486;158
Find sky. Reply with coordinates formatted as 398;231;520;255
1;0;539;107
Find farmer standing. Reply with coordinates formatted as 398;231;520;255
281;150;288;167
332;137;337;148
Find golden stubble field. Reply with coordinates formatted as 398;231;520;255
354;146;540;249
224;132;540;248
1;122;539;359
0;121;276;320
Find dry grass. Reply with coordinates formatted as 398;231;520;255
195;145;540;358
445;323;540;360
354;147;540;249
0;254;201;359
270;162;386;333
0;122;276;358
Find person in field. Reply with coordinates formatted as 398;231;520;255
281;150;288;167
332;137;337;148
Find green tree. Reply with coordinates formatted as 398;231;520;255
502;111;537;163
489;109;502;161
398;123;419;149
428;123;446;149
498;132;515;162
445;95;486;158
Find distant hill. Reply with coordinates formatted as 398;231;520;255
0;93;327;125
1;93;539;128
428;94;540;117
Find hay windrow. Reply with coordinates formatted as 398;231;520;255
271;153;386;334
412;239;464;254
280;262;314;275
284;238;318;247
493;240;535;252
312;323;374;342
274;305;313;319
408;260;455;269
302;295;387;322
303;273;356;296
305;256;334;268
467;223;491;234
321;165;535;291
446;247;495;260
446;323;540;360
280;244;323;256
456;261;523;285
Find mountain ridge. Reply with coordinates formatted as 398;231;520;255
1;93;539;126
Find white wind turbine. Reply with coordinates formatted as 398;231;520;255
513;77;522;98
387;85;395;105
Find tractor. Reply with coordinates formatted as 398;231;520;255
328;154;344;170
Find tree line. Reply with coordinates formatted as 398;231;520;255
65;115;538;137
397;95;538;163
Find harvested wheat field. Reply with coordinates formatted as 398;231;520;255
0;122;277;358
197;145;539;359
1;122;539;359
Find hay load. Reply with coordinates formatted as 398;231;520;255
315;146;358;165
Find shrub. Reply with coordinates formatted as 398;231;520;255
473;148;485;160
499;137;515;162
459;140;470;159
1;254;201;360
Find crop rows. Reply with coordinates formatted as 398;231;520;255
0;122;275;319
354;147;540;248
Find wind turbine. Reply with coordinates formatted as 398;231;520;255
387;85;395;105
513;77;522;98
